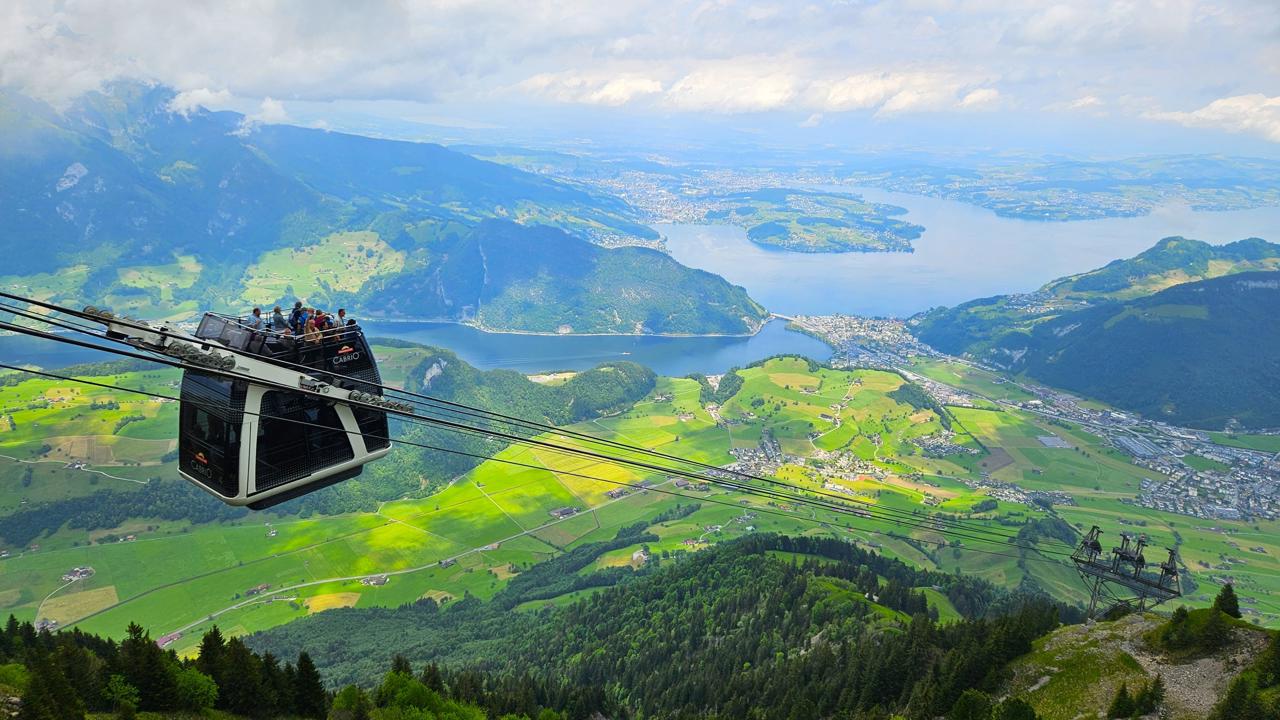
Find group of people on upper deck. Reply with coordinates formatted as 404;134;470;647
245;302;354;344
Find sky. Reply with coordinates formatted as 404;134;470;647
3;0;1280;157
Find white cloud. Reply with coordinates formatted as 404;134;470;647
958;87;1000;109
256;97;289;124
664;66;797;112
799;112;823;128
167;87;233;116
232;96;291;136
521;72;662;106
1149;94;1280;142
0;0;1276;141
817;71;996;115
1069;95;1103;110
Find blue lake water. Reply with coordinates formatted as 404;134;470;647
359;318;831;376
660;187;1280;317
6;188;1280;374
0;318;831;377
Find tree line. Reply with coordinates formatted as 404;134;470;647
250;534;1073;719
0;617;586;720
0;618;326;720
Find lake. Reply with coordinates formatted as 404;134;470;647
6;188;1279;375
359;317;831;376
659;187;1280;317
0;318;832;378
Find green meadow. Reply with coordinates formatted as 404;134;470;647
239;231;404;304
4;354;1280;651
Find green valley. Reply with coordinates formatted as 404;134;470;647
6;346;1280;661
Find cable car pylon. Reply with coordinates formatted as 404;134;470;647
1072;525;1181;619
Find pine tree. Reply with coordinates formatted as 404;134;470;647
294;652;328;720
420;663;445;694
1211;675;1266;720
281;662;299;716
54;644;102;712
219;638;265;717
1146;674;1165;712
1107;682;1134;719
195;626;228;691
116;623;177;712
390;655;412;675
1200;608;1232;650
259;652;288;718
1214;584;1243;619
19;655;84;720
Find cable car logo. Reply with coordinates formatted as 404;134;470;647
190;451;213;480
331;345;362;365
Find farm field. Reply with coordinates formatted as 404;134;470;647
4;353;1280;650
0;366;181;513
1209;432;1280;454
238;231;404;304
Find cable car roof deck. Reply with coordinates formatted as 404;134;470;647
193;312;379;381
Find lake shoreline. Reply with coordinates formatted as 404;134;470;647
359;314;779;340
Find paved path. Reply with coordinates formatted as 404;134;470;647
0;453;149;485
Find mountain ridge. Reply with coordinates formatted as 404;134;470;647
913;240;1280;428
0;82;767;335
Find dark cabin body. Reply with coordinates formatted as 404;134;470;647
177;314;391;509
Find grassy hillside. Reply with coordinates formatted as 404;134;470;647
1006;609;1275;720
1045;236;1280;301
704;188;924;253
8;349;1280;655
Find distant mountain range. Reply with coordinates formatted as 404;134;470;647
843;155;1280;220
914;237;1280;428
0;82;766;334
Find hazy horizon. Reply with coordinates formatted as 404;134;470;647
4;0;1280;159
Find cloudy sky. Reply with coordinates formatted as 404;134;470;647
3;0;1279;155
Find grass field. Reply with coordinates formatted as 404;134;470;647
5;354;1280;649
239;231;404;303
0;367;181;512
1209;432;1280;453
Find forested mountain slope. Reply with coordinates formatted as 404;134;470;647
250;534;1067;719
366;220;766;333
1008;273;1280;428
914;238;1280;428
3;539;1274;720
0;82;765;334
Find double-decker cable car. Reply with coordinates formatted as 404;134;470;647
174;313;396;509
89;308;403;509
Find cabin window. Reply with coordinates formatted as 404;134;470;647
254;391;354;493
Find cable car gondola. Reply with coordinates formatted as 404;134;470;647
88;309;406;509
177;313;396;508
